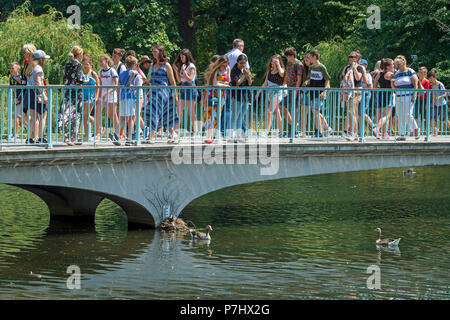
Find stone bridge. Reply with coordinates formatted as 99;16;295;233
1;139;449;228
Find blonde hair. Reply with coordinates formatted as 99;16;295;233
125;55;138;69
204;55;229;85
394;55;406;67
69;46;83;59
24;58;45;78
22;43;36;56
10;61;20;69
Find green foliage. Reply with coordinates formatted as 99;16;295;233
76;0;180;59
0;1;106;84
348;0;450;85
1;0;448;86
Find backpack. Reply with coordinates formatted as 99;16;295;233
117;62;125;76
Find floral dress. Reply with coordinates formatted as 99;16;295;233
58;59;84;141
202;70;228;129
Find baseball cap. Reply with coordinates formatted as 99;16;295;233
360;59;368;66
33;50;50;59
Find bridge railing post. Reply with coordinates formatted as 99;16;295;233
289;88;295;143
47;87;53;149
425;89;431;141
359;88;366;143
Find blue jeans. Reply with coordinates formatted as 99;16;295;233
220;93;232;136
231;98;248;136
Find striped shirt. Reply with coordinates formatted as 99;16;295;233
394;68;416;96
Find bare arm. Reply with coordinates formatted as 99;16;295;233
353;64;362;81
92;71;101;101
173;65;181;83
183;66;196;83
373;73;380;88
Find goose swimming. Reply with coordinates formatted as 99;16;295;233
375;228;401;246
190;225;213;240
403;168;416;176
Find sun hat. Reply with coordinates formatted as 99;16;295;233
33;50;50;59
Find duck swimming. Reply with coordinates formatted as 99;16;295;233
190;225;213;240
375;228;401;246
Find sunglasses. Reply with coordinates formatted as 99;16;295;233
348;56;356;58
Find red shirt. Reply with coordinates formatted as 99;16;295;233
420;78;431;98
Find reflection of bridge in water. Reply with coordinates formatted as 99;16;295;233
1;138;450;228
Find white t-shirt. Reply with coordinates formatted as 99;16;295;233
180;63;196;83
99;67;118;86
225;48;250;71
113;62;127;76
27;65;44;86
362;73;373;99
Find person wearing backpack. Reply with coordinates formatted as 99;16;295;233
391;55;420;140
427;68;449;136
112;48;127;75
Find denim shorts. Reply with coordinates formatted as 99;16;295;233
179;82;198;101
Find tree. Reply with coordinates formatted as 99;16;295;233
0;1;106;84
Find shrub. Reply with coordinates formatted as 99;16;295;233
0;1;106;84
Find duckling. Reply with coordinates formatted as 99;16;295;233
190;225;213;240
375;228;401;247
403;168;416;176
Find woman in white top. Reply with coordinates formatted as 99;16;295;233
96;54;120;144
391;55;419;140
173;49;198;134
24;50;50;144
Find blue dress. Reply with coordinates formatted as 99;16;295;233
145;63;179;130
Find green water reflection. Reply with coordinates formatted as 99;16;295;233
0;165;449;299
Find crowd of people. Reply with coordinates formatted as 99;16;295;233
6;39;448;145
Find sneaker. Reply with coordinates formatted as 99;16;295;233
40;138;48;144
313;130;323;138
26;138;35;144
204;139;215;144
395;136;406;141
372;125;378;137
342;130;349;137
109;132;121;146
143;127;150;139
125;141;135;146
324;128;333;137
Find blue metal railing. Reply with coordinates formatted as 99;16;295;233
1;85;449;148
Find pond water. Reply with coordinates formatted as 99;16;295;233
0;166;449;299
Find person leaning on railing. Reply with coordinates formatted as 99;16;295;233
23;50;50;144
173;49;198;135
144;45;179;143
230;54;253;141
20;43;37;130
428;68;449;136
202;55;231;143
373;58;395;138
307;49;332;138
262;54;286;137
59;46;86;146
391;55;420;140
